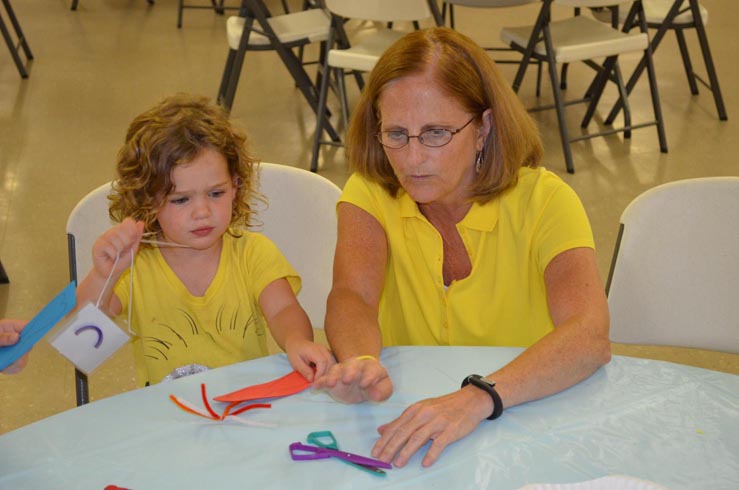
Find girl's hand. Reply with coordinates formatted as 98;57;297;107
91;218;145;280
313;356;393;404
285;338;335;382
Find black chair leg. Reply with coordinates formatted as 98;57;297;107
542;24;574;174
674;28;699;94
75;369;89;406
223;46;248;111
582;56;617;128
217;49;237;109
0;259;9;284
311;54;333;173
643;26;668;153
613;61;632;139
336;68;350;130
560;63;569;90
1;0;32;78
220;15;256;112
690;0;727;120
178;0;184;28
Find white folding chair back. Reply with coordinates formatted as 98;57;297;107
67;182;115;286
226;8;330;49
503;0;647;64
444;1;538;7
326;0;432;23
641;0;707;25
607;177;739;354
325;0;433;72
591;0;708;26
253;163;341;330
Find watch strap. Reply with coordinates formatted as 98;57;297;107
461;374;504;420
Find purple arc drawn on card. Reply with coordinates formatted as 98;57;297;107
74;325;104;349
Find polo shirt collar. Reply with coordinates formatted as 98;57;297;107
398;189;499;232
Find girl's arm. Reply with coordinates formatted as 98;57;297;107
312;202;392;403
75;218;144;317
259;278;333;381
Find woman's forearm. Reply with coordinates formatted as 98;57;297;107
486;312;610;411
325;286;384;361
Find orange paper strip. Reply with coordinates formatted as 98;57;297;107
214;370;310;403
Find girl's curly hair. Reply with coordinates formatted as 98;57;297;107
109;94;259;240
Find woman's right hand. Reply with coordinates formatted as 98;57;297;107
91;218;145;280
313;356;393;404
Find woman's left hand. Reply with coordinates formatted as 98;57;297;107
371;386;492;467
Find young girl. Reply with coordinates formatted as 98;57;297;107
75;94;333;386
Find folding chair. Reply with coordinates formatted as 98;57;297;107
501;0;667;173
606;177;739;354
593;0;727;122
310;0;435;172
66;182;115;406
217;1;340;144
1;0;32;78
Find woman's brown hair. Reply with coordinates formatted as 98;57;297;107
347;27;542;202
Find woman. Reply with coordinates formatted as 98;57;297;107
313;27;610;468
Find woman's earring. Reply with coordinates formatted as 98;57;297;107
475;150;484;174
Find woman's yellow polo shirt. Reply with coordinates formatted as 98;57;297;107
339;167;594;348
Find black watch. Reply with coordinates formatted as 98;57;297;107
461;374;504;420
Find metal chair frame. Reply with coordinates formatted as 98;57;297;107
504;0;667;173
1;0;32;78
605;0;727;123
217;0;340;143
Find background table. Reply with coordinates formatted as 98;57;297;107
1;346;737;489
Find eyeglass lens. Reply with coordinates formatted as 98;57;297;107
377;116;476;149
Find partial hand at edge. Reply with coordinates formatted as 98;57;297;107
312;357;393;404
0;319;29;374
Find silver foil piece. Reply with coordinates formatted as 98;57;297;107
161;363;210;382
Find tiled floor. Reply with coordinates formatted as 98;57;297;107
0;0;736;435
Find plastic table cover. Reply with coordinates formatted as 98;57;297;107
0;346;737;489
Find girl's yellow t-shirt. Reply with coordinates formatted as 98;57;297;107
339;167;594;348
113;232;300;385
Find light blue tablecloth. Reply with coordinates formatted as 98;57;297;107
1;346;737;489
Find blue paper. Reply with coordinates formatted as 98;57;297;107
0;282;76;370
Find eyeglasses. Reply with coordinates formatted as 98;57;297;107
375;116;477;149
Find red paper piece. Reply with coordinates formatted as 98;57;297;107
214;370;310;403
